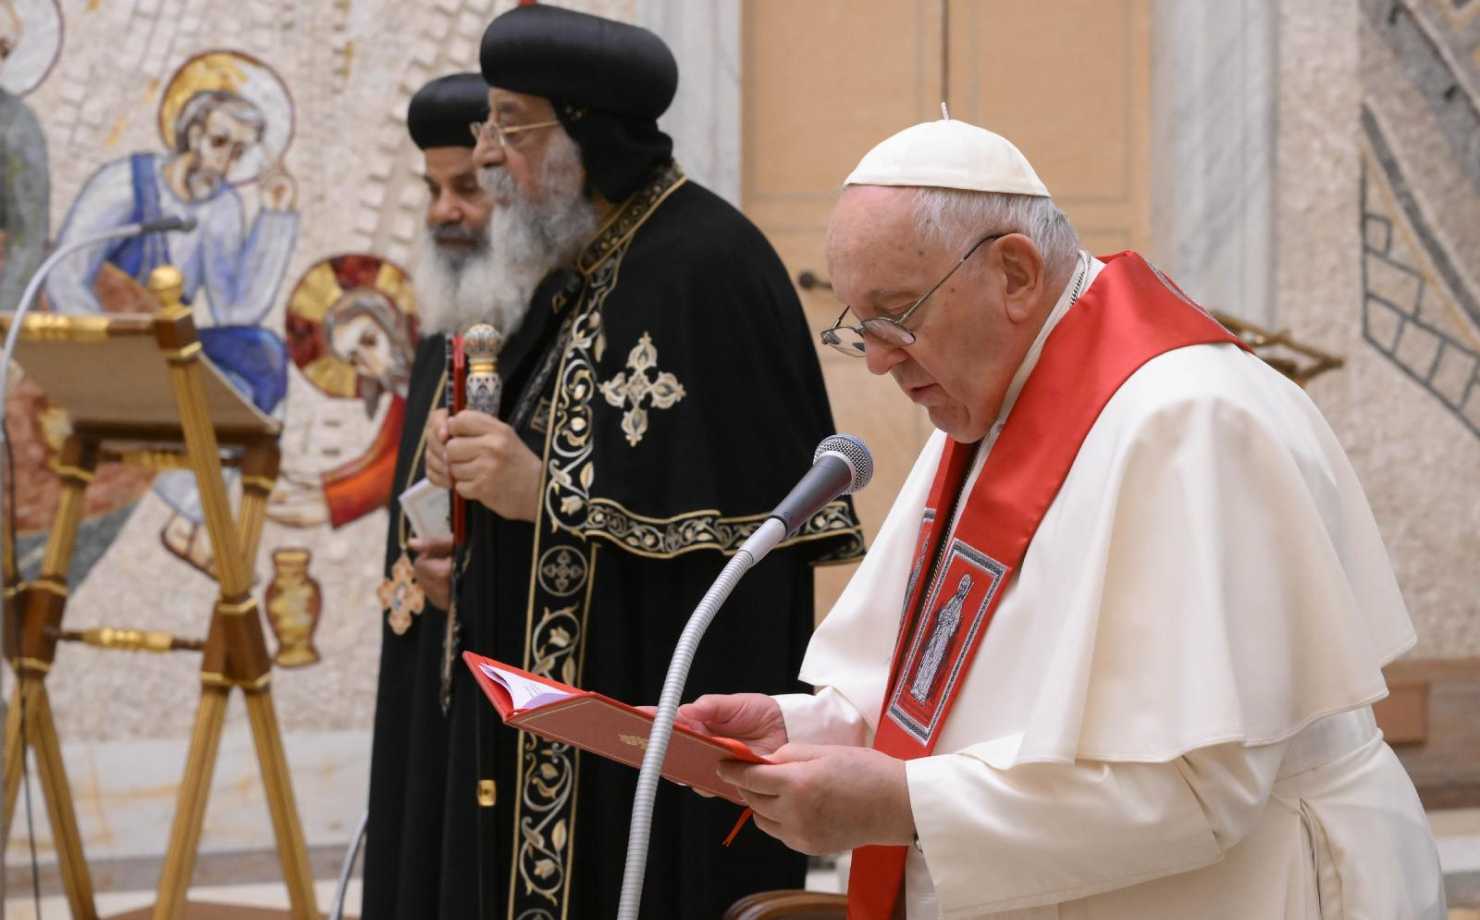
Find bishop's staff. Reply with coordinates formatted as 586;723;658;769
439;324;503;712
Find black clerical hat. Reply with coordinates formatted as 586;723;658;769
408;73;489;150
480;5;677;201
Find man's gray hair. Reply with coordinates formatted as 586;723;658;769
912;188;1081;282
174;90;267;154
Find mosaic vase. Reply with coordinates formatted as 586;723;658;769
265;546;322;667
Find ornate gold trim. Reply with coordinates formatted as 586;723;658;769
16;657;53;674
12;314;111;343
30;579;68;598
74;627;175;653
215;597;258;616
164;342;203;364
560;543;597;914
238;672;272;691
576;163;686;278
240;474;277;492
581;498;863;560
199;671;272;690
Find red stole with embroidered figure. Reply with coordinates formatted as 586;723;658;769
846;252;1249;919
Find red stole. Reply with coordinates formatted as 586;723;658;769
847;252;1248;919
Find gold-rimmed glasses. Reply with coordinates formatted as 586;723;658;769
820;233;1006;357
468;117;562;151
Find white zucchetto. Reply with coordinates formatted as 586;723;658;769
845;116;1051;198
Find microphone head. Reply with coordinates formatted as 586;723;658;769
814;434;873;494
142;216;198;234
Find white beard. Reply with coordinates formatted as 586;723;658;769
475;129;600;336
411;226;510;337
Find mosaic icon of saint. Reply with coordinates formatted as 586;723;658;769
44;50;298;574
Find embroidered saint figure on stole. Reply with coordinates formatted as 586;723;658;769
911;573;972;702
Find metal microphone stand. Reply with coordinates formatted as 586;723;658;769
615;518;787;920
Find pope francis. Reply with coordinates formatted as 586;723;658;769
680;118;1446;919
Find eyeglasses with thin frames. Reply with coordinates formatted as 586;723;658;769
468;117;562;151
819;233;1006;357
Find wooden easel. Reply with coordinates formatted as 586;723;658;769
0;265;317;919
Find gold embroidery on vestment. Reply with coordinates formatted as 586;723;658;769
598;332;686;446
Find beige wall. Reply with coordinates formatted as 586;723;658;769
742;0;1156;614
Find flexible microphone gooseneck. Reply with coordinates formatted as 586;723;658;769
0;215;196;920
0;216;200;413
616;435;873;920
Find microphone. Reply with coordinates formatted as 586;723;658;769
769;433;873;535
140;216;199;234
617;435;872;920
740;433;873;564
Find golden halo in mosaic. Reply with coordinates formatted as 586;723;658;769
156;49;294;185
284;254;419;400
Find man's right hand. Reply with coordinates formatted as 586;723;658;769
410;535;454;610
424;408;451;488
677;693;790;756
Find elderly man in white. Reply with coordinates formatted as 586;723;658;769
681;117;1445;919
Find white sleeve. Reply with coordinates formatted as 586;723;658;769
45;159;137;314
773;687;872;748
906;740;1286;916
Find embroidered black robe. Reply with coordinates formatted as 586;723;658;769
365;165;864;920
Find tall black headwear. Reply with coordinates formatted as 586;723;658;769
479;4;678;202
408;72;490;150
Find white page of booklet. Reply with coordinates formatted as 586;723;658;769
479;662;572;711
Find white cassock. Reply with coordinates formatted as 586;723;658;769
777;256;1446;919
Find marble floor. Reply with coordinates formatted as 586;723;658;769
4;809;1477;917
0;879;357;919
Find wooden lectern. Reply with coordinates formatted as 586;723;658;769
0;266;317;919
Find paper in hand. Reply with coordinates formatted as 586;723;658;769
399;477;452;540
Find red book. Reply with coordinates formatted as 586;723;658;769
463;652;769;805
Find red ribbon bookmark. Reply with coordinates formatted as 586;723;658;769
723;807;754;847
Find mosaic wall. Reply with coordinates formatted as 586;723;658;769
1359;0;1480;437
1280;0;1479;658
0;0;632;748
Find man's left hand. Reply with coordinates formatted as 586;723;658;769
715;744;915;855
445;410;542;522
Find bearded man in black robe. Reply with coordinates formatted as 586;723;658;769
362;72;500;917
365;6;866;920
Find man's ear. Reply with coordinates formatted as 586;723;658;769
995;234;1046;325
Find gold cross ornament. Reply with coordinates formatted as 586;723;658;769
378;552;427;635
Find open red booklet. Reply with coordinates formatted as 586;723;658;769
463;652;770;805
